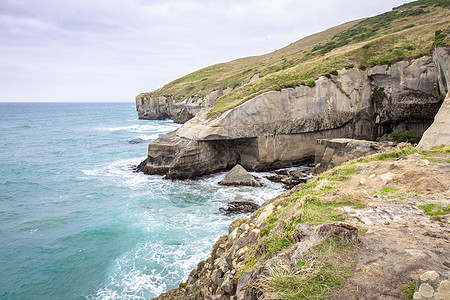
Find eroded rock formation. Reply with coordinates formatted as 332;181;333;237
418;47;450;150
139;50;446;179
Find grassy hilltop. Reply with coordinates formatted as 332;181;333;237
142;0;449;119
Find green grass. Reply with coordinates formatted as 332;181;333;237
357;144;450;163
423;157;450;163
419;203;450;216
259;236;356;299
378;185;410;199
388;130;422;144
400;282;417;300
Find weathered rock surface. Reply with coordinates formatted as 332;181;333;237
140;53;445;178
418;92;450;150
218;164;262;187
136;87;234;123
219;201;260;215
156;151;450;300
140;131;240;178
413;271;450;300
265;168;312;189
418;47;450;150
313;138;395;174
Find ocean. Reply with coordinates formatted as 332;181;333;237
0;102;293;299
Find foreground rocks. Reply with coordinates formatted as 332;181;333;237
218;165;262;187
219;201;260;216
156;149;450;299
313;138;395;174
413;271;450;300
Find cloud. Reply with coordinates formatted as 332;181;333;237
0;0;410;102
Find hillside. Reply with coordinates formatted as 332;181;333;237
137;0;450;120
156;145;450;299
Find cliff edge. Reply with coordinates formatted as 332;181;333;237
155;144;450;299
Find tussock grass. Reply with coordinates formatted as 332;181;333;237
258;236;356;300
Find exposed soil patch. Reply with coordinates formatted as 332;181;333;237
330;153;450;299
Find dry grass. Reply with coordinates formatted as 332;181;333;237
257;236;356;300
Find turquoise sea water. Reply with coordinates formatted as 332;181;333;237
0;103;288;299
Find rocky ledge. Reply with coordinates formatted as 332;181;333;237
155;145;450;299
138;48;449;179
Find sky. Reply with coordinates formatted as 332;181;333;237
0;0;412;102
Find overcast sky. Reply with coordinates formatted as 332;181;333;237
0;0;411;102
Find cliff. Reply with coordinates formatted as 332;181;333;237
136;1;449;125
140;52;445;178
155;144;450;299
136;0;449;179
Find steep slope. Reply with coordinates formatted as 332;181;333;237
155;145;450;300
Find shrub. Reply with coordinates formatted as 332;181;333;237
330;69;338;76
344;64;354;69
371;87;386;108
307;81;316;87
388;130;421;144
359;64;367;70
324;73;331;78
435;29;446;46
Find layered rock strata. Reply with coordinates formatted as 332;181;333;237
140;50;447;179
418;47;450;150
136;87;234;123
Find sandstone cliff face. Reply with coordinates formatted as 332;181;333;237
141;51;445;178
136;87;233;123
418;47;450;150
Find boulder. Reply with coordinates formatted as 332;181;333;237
417;92;450;150
313;138;395;174
413;271;450;300
218;164;262;187
219;201;260;215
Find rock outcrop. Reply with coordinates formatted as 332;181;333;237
313;138;395;174
140;53;445;178
417;47;450;150
413;271;450;300
156;147;450;299
218;164;262;187
136;87;234;123
219;201;261;215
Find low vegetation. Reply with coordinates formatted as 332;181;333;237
259;236;355;299
419;203;450;216
388;130;422;144
249;144;449;298
356;144;450;163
